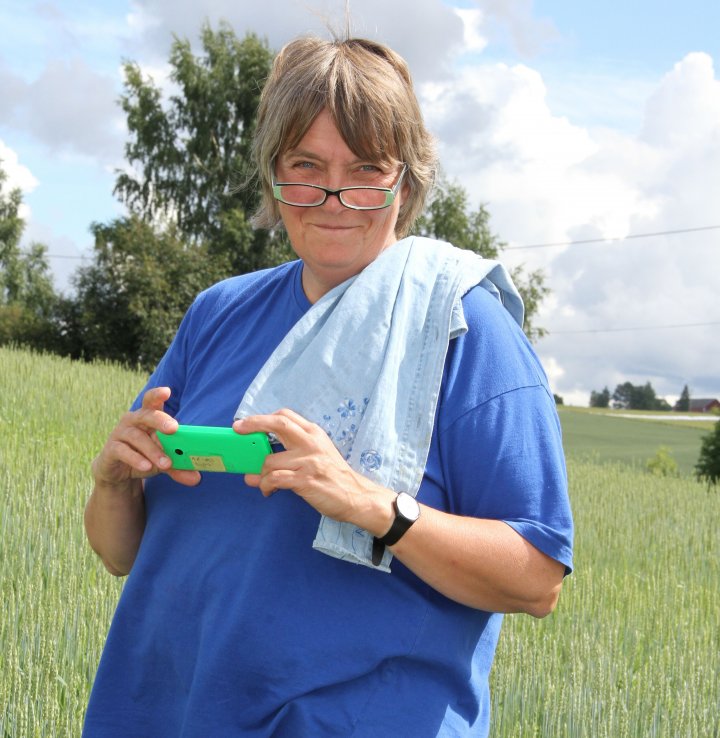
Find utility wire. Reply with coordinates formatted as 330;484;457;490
548;320;720;335
34;224;720;260
504;224;720;250
25;226;720;337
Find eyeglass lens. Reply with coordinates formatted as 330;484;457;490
276;185;391;208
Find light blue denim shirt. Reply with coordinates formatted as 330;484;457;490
235;236;523;571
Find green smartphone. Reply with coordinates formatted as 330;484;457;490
156;425;272;474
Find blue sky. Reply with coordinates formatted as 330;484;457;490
1;0;719;404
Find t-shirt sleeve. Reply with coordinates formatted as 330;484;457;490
437;285;574;573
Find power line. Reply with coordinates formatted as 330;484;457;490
504;224;720;250
548;320;720;335
31;223;720;260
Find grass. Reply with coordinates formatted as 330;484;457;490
1;345;718;736
557;406;712;476
490;459;719;737
0;347;145;736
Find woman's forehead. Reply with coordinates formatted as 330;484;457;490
280;109;395;165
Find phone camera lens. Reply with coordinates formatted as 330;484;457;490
174;449;184;456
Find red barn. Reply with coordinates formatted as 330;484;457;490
687;398;720;413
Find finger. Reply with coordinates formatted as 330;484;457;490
234;410;317;448
244;473;261;488
141;386;172;411
167;469;202;487
115;425;173;470
245;466;292;496
135;387;179;433
256;469;299;497
101;439;157;477
271;407;318;432
129;407;178;435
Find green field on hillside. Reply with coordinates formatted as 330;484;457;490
558;406;713;476
1;346;718;737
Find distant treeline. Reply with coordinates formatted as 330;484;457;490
589;382;690;411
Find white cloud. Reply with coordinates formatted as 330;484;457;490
420;49;720;401
469;0;559;56
453;8;487;53
641;53;720;147
2;2;718;402
0;139;38;223
18;58;125;161
123;0;466;80
0;140;38;194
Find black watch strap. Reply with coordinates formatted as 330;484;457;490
371;493;420;566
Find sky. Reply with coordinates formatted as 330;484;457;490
1;0;719;406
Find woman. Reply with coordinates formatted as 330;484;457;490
83;36;573;737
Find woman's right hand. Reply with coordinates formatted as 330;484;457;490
91;386;201;489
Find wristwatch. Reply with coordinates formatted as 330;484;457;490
371;492;421;566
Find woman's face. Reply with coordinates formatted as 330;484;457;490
275;109;406;303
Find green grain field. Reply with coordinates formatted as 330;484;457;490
1;346;718;737
558;406;715;476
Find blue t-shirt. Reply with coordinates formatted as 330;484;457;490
83;259;573;737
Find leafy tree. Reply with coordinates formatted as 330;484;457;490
68;25;550;369
646;446;679;478
114;22;291;273
695;420;720;488
69;215;231;368
0;169;24;302
64;22;296;368
611;381;634;409
676;384;691;412
415;177;501;257
416;173;549;341
590;386;610;408
0;163;59;349
611;380;670;411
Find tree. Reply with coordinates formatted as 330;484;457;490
63;22;297;368
114;22;291;274
676;384;691;412
0;163;59;350
646;446;679;478
0;167;24;303
67;25;550;368
69;215;231;368
590;386;610;408
416;173;549;341
611;380;670;411
695;420;720;487
611;381;634;409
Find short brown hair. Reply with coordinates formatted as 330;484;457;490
252;36;436;238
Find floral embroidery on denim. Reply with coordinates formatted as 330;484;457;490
359;450;383;472
322;397;369;460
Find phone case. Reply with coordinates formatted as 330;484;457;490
156;425;272;474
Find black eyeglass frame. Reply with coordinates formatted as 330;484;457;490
271;163;408;211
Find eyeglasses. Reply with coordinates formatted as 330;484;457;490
272;163;408;211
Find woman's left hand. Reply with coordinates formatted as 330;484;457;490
234;408;395;534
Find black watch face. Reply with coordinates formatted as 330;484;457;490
396;493;420;521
